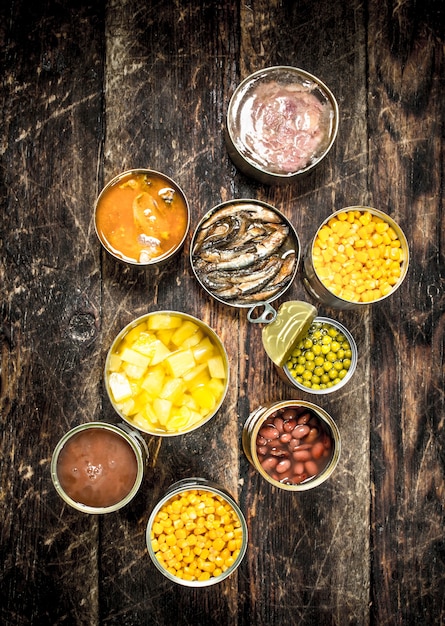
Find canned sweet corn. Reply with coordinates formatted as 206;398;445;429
303;206;409;309
146;478;248;586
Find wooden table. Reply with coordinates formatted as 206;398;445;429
1;1;444;624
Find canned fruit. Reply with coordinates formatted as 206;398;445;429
149;488;244;583
106;313;228;435
312;209;406;303
95;170;189;265
255;405;333;486
285;320;353;390
191;200;299;307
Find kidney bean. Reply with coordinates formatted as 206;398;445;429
305;427;319;443
273;417;285;433
283;418;296;432
259;425;279;440
282;408;297;421
292;424;310;439
297;412;311;424
255;407;334;487
305;461;319;477
260;456;278;471
294;462;305;475
279;432;292;443
311;441;325;460
276;459;291;474
293;449;312;462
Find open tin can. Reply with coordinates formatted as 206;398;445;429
248;300;357;394
94;168;190;267
51;421;148;514
225;66;339;184
242;400;340;491
146;478;248;586
104;311;229;436
190;199;300;308
302;206;409;309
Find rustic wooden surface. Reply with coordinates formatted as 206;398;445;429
1;1;443;624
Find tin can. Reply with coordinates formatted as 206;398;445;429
104;311;229;436
225;66;339;184
248;300;357;394
94;168;190;267
242;400;340;491
190;199;300;308
51;421;148;514
146;478;248;586
302;206;409;309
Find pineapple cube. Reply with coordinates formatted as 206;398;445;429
166;406;191;432
141;366;165;396
108;372;132;403
153;397;172;426
182;362;208;383
120;347;151;369
207;355;226;379
116;397;135;416
131;331;158;356
149;339;171;365
147;313;182;330
160;377;186;404
171;321;200;347
164;349;196;378
156;329;175;347
108;353;122;372
122;362;147;380
132;407;159;431
181;329;203;349
191;384;216;412
193;337;215;363
123;322;147;345
184;369;211;391
144;402;161;428
208;378;225;399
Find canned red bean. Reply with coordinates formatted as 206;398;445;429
242;400;340;491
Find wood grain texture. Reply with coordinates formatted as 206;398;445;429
0;0;443;624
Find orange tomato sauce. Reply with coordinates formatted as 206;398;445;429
95;171;189;264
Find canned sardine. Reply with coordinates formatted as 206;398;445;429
190;199;300;308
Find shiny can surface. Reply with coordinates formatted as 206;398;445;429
146;478;248;586
105;311;229;436
94;168;190;267
242;400;340;491
302;206;409;309
190;199;300;308
225;66;339;184
51;421;148;514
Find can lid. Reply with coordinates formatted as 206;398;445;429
261;300;317;367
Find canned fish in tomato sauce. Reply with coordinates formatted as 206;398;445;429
225;66;339;184
242;400;341;491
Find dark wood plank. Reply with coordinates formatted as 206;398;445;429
367;1;445;624
0;2;105;624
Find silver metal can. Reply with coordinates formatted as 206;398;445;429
190;199;300;308
94;168;190;267
225;66;339;184
51;421;148;514
302;206;409;309
242;400;341;491
104;311;229;436
146;478;248;586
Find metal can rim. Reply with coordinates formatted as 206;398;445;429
50;421;146;514
145;478;248;586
